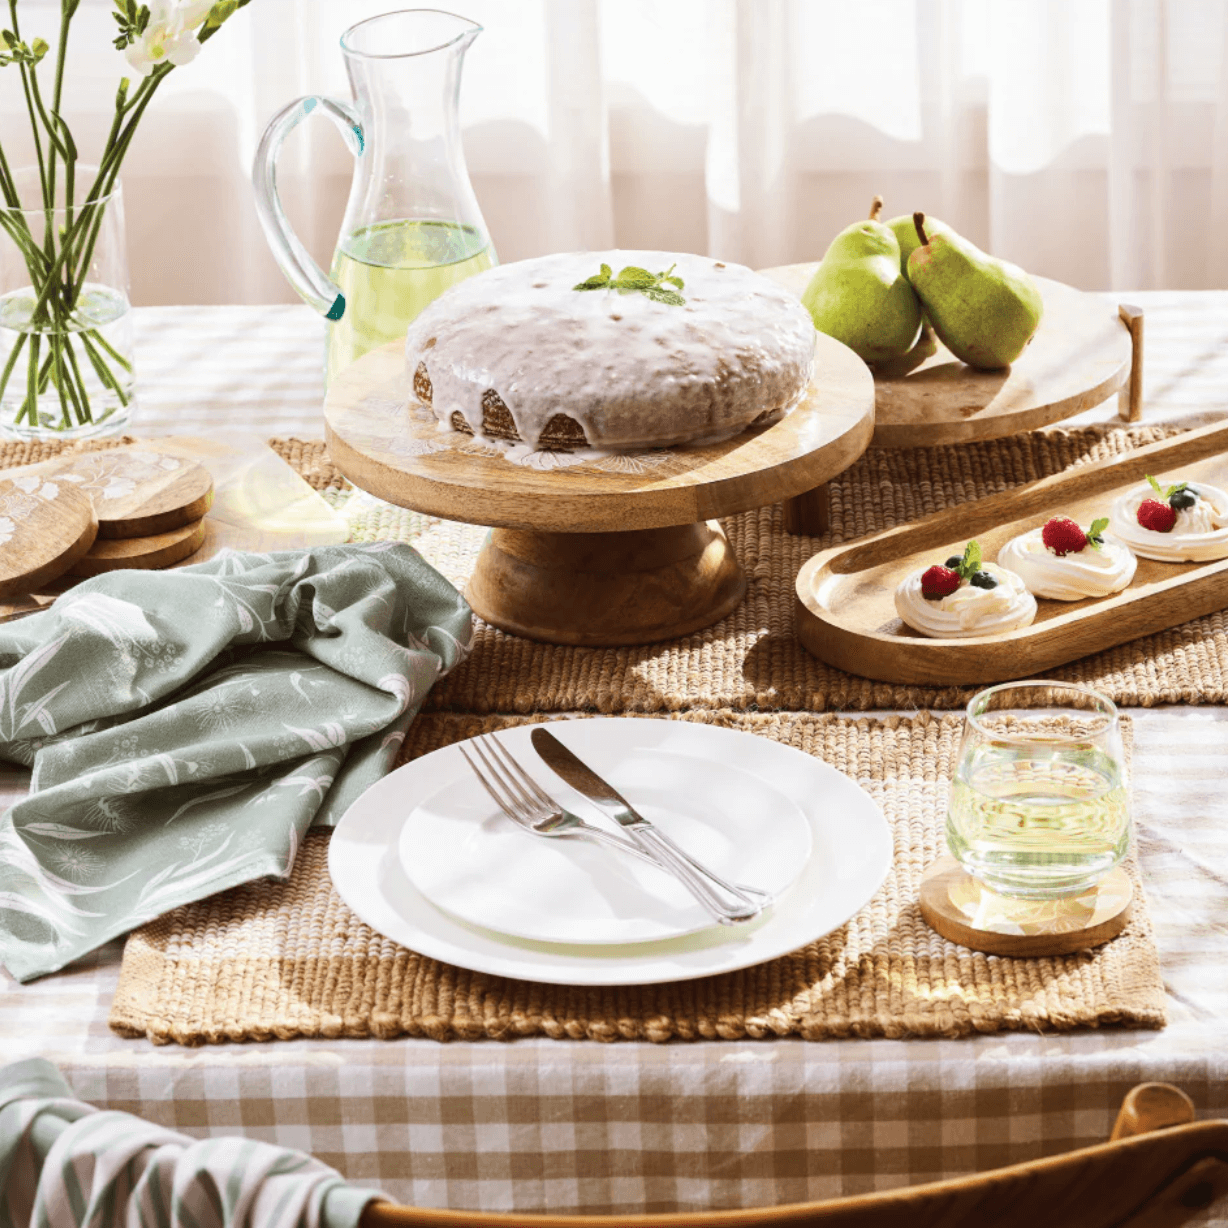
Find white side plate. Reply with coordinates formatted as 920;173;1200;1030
399;738;813;944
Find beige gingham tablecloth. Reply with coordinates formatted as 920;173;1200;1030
1;301;1227;1219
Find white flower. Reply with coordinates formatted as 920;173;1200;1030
0;517;14;547
124;0;214;75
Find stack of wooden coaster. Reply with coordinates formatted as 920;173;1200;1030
0;446;213;598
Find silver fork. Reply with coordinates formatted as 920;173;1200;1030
459;735;763;926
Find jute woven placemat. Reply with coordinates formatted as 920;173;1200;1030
269;425;1228;714
8;429;1225;713
109;709;1164;1046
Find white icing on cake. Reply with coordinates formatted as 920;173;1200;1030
894;562;1037;638
998;527;1136;600
1109;482;1228;562
404;250;816;451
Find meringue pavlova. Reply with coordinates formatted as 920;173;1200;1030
1109;474;1228;562
895;541;1037;638
998;515;1136;601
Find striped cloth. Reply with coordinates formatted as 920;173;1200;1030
0;1057;379;1228
0;303;1224;1221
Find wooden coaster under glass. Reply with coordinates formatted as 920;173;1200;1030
920;855;1133;957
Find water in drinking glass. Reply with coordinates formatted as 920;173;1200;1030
947;683;1129;899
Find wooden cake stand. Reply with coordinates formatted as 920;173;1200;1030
324;338;874;646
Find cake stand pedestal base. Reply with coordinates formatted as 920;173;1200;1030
465;521;746;646
919;856;1132;957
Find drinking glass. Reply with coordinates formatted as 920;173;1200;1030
947;681;1128;899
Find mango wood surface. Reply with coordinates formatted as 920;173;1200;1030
761;264;1137;447
29;446;214;538
467;522;745;646
0;476;96;599
1114;1085;1198;1141
362;1104;1228;1228
323;337;874;534
919;857;1132;956
795;420;1228;685
69;518;206;577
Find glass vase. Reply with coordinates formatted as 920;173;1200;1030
0;166;136;440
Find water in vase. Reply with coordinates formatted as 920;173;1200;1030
0;283;135;438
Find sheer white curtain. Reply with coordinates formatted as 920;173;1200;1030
3;0;1228;304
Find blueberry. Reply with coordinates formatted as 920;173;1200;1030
1170;488;1197;510
945;556;962;569
969;571;998;589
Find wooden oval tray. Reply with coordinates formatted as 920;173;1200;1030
761;264;1141;447
795;420;1228;685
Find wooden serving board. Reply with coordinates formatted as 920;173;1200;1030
0;475;97;599
32;447;214;539
795;420;1228;685
761;264;1140;447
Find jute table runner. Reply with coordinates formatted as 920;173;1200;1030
7;427;1226;712
109;710;1165;1046
270;425;1228;714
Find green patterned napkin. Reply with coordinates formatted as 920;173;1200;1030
0;543;472;982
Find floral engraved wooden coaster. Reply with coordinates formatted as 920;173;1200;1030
0;474;97;598
920;855;1132;957
35;448;213;539
69;518;206;577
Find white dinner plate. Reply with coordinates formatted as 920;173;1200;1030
328;717;893;987
397;732;813;943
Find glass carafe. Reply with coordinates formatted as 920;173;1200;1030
253;9;496;386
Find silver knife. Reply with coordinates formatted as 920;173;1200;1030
530;726;768;924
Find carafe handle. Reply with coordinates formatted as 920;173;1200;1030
252;96;364;320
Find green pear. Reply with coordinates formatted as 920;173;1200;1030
802;196;922;365
869;320;938;379
887;212;952;278
906;212;1043;369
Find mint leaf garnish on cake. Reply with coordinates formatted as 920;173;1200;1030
573;262;687;305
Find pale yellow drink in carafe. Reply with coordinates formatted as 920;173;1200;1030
326;218;494;385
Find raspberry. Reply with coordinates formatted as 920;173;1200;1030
1137;498;1177;532
920;565;961;600
1041;516;1087;556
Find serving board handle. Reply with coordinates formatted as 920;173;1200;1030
1118;303;1144;422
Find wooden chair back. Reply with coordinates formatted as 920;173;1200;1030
362;1083;1228;1228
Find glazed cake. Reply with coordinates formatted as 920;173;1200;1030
405;251;816;452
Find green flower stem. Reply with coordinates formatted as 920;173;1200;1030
48;331;73;427
86;326;131;371
7;4;49;213
36;350;54;395
61;335;90;425
20;332;40;426
48;0;78;220
80;331;128;406
0;331;26;404
68;70;167;300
